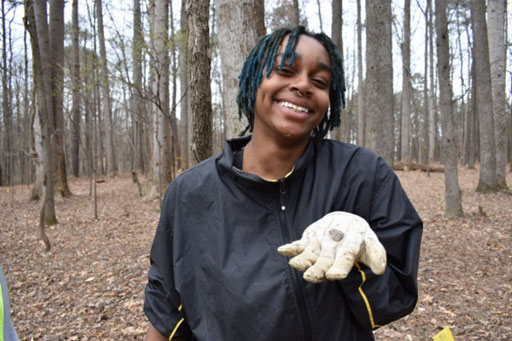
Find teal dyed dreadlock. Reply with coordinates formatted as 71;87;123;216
237;25;346;139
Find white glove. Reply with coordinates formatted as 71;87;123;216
277;212;387;283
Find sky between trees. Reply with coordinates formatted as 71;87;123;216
6;0;512;113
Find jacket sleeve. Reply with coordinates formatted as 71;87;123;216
144;184;192;339
1;267;20;341
340;158;423;330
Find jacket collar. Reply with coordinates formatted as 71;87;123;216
216;135;316;184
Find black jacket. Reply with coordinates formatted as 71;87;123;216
144;136;422;341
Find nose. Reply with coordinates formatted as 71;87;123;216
291;72;312;96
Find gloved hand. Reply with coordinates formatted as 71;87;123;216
277;211;387;283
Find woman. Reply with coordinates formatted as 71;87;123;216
144;25;422;341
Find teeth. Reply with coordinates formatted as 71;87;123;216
279;101;309;113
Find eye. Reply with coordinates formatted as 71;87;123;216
275;67;295;76
312;78;329;89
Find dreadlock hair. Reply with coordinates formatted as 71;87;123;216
236;25;346;139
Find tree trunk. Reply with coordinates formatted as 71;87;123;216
132;0;145;174
365;0;394;165
420;0;430;166
22;30;32;184
400;0;411;163
435;0;463;217
71;0;81;178
48;0;71;197
428;0;437;161
30;91;44;201
83;39;93;179
465;18;477;168
179;0;191;169
468;61;477;168
455;2;468;167
170;0;180;172
291;0;300;26
28;0;58;234
487;0;508;189
151;0;173;196
331;0;347;142
88;3;106;176
356;0;365;147
464;62;475;168
214;0;265;139
96;0;117;176
1;0;12;186
187;0;213;162
210;4;225;153
471;0;498;192
316;0;323;31
509;71;512;169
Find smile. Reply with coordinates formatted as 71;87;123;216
278;101;310;114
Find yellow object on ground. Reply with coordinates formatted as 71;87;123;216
433;326;455;341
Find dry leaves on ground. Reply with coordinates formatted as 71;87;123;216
1;166;511;340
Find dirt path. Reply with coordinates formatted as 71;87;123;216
1;167;511;340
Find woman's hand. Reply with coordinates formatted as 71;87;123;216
278;212;387;283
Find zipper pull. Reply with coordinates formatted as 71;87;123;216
279;179;286;211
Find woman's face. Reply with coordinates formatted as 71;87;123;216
253;34;332;144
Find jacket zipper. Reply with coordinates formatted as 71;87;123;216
278;179;313;341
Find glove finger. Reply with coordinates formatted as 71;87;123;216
277;228;315;257
288;236;321;272
326;229;365;280
359;237;387;275
303;233;337;283
277;240;306;257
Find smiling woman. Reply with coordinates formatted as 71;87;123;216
252;34;332;148
237;25;345;140
143;25;422;341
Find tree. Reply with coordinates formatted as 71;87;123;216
150;0;173;197
356;0;365;147
1;0;12;187
316;0;323;31
435;0;463;217
26;0;63;249
82;7;95;182
291;0;299;26
169;0;180;172
331;0;348;142
428;0;437;160
186;0;212;162
48;0;72;197
464;10;477;169
214;0;265;139
29;94;44;201
179;0;192;168
487;0;508;189
471;0;498;192
400;0;411;164
331;0;342;64
266;0;302;30
365;0;394;165
418;0;430;166
96;0;117;176
465;62;476;169
454;2;472;168
71;0;81;177
132;0;145;174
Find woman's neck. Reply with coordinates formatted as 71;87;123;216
242;133;309;181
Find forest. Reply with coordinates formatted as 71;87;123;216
1;0;511;340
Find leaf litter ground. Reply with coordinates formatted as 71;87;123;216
1;166;511;340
